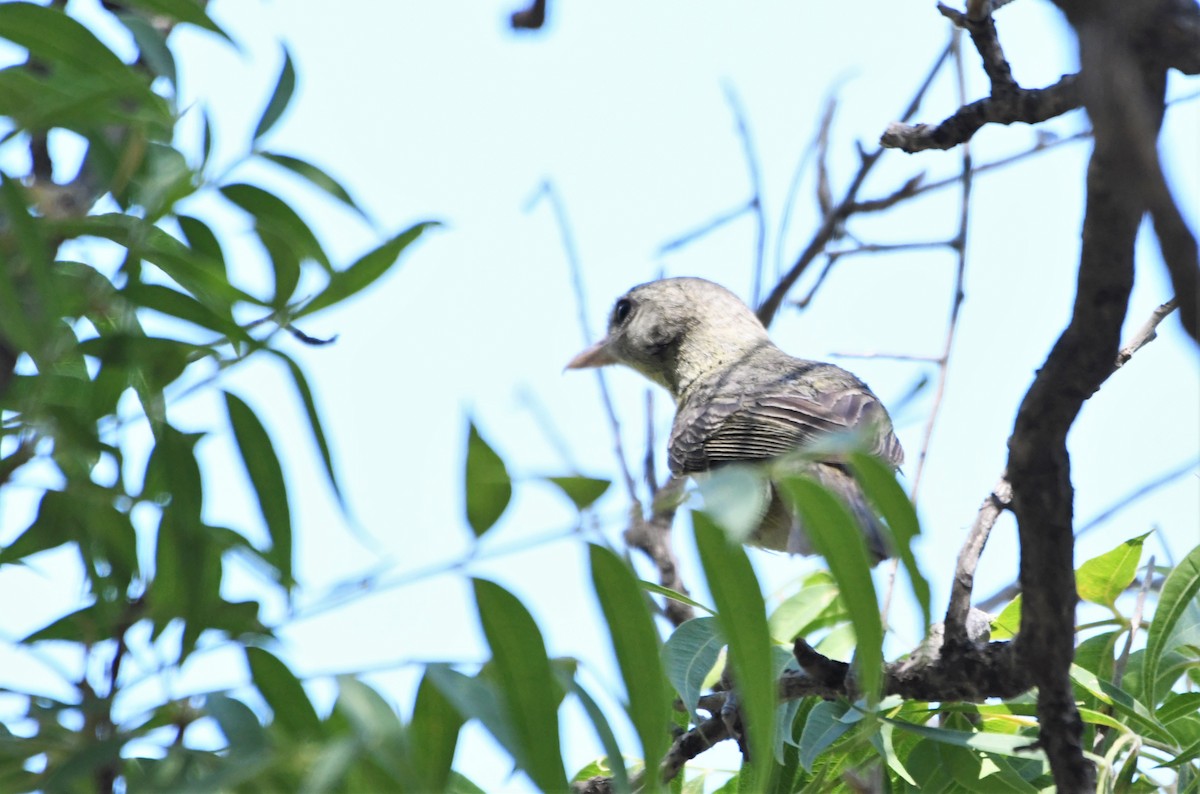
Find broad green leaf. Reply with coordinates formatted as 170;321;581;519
262;151;369;219
0;3;133;82
547;476;610;511
298;221;438;317
990;595;1022;641
224;392;293;587
797;700;851;772
245;646;321;739
590;544;671;784
463;421;511;538
769;582;840;643
693;511;775;782
472;579;568;792
778;476;883;701
662;616;723;719
254;47;295;140
1144;545;1200;710
272;350;345;509
408;672;465;792
562;677;631;793
849;452;930;631
206;694;268;756
1077;532;1151;607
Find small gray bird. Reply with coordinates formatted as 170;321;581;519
566;277;904;560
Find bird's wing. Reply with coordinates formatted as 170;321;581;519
669;386;904;474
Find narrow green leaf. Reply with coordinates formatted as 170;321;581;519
1144;545;1200;710
409;672;465;793
0;3;131;80
769;582;840;644
122;0;234;43
463;420;511;538
990;595;1022;641
472;578;568;791
424;664;518;759
118;13;177;86
778;476;883;701
849;452;930;631
697;464;769;543
1077;532;1151;607
693;511;775;782
220;182;328;269
639;580;714;615
262;151;369;219
272;350;344;509
661;616;723;718
298;221;439;317
254;47;295;140
590;545;671;784
245;646;321;739
560;676;631;793
548;476;610;511
176;214;227;278
797;700;851;772
124;282;247;341
1159;692;1200;725
1070;664;1172;742
224;392;293;587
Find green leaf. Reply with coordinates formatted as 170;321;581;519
990;595;1022;641
254;47;295;140
463;420;511;538
1077;532;1151;607
424;664;518;758
176;214;227;279
219;182;327;302
272;350;344;509
590;545;671;783
1069;664;1172;742
123;282;247;342
797;700;851;772
122;0;234;43
224;392;293;587
769;580;840;643
206;694;268;757
298;221;438;317
563;677;631;793
778;476;883;701
849;453;930;631
662;616;723;719
408;672;465;793
1144;545;1200;709
262;151;369;219
693;511;775;782
0;3;133;82
547;476;610;511
117;13;177;86
639;581;714;615
245;646;321;739
472;579;568;791
697;464;770;543
882;715;1049;763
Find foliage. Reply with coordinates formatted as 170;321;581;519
0;3;1196;794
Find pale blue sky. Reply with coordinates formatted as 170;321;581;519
1;1;1197;790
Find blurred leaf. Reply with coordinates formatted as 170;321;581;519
463;420;511;538
117;13;176;86
0;3;133;82
639;580;714;615
1145;546;1200;709
990;595;1022;641
425;664;518;759
224;392;293;587
262;151;369;219
590;545;671;783
779;476;883;701
472;578;568;791
562;677;630;794
207;694;269;757
697;464;769;543
245;646;321;739
298;221;438;317
408;671;465;792
693;511;775;783
220;182;327;303
661;616;722;719
254;47;295;140
798;700;851;773
122;0;234;42
1077;532;1150;607
547;476;610;511
123;282;247;342
272;350;344;509
176;214;227;279
849;452;930;631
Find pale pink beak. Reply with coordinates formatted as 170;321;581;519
565;338;618;370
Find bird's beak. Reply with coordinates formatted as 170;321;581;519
565;338;618;370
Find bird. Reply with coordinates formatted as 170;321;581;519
566;276;904;560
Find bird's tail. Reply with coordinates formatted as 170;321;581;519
759;463;890;563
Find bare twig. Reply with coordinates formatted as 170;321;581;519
945;479;1012;649
658;199;753;255
721;84;769;308
1115;298;1178;368
775;93;838;283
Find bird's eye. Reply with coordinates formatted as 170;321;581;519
613;298;633;325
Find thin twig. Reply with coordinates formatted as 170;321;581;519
721;83;768;308
775;93;838;284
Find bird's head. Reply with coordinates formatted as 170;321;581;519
566;277;770;399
